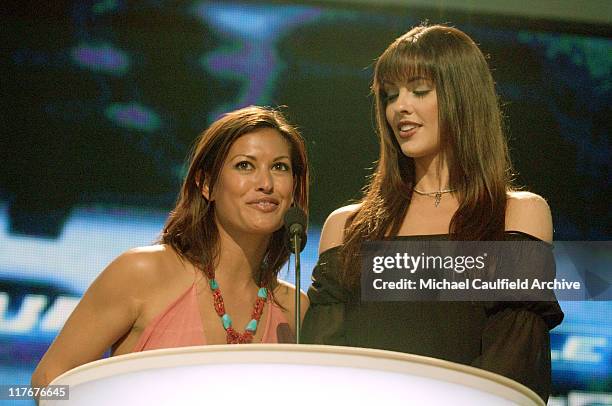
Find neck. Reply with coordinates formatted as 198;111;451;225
214;224;270;290
413;154;450;192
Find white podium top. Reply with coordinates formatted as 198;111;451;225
45;344;544;406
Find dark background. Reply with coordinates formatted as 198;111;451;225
2;0;610;239
0;1;610;403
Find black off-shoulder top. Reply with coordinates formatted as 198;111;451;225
301;232;564;402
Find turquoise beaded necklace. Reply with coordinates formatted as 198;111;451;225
206;270;268;344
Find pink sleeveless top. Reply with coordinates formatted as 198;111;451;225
133;283;294;351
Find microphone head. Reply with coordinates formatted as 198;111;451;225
284;207;307;229
283;207;307;253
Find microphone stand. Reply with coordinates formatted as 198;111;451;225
285;207;306;344
291;233;302;344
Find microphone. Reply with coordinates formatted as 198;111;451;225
284;207;307;253
283;206;307;344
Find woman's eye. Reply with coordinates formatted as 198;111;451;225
384;92;398;102
235;161;253;170
273;162;291;171
413;89;431;97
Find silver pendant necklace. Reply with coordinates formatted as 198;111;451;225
413;188;455;207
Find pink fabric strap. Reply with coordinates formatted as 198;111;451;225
133;283;292;352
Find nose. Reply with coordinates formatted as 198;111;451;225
392;88;413;114
256;169;274;193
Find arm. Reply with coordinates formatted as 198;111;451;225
318;204;360;254
505;191;553;242
274;279;310;334
31;249;153;388
473;193;562;401
301;205;357;344
472;304;555;402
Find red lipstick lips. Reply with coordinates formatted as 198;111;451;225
398;119;422;138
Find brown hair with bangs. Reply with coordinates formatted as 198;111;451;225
160;105;309;289
340;24;513;289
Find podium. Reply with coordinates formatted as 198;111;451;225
44;344;544;405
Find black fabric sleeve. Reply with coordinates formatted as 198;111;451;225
472;304;555;402
472;233;564;402
301;248;351;345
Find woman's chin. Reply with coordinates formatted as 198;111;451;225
244;221;284;236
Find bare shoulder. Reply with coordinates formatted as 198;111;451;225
80;244;188;332
273;279;309;325
274;279;310;308
505;191;553;242
105;245;168;280
318;203;361;254
97;244;185;295
30;244;180;387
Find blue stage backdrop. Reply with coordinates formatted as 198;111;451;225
1;1;610;405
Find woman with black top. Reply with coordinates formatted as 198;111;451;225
301;24;563;401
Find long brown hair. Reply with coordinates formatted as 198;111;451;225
160;106;309;288
341;24;513;289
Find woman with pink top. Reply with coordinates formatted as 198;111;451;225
32;106;310;387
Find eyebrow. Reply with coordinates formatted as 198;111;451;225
230;154;290;161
